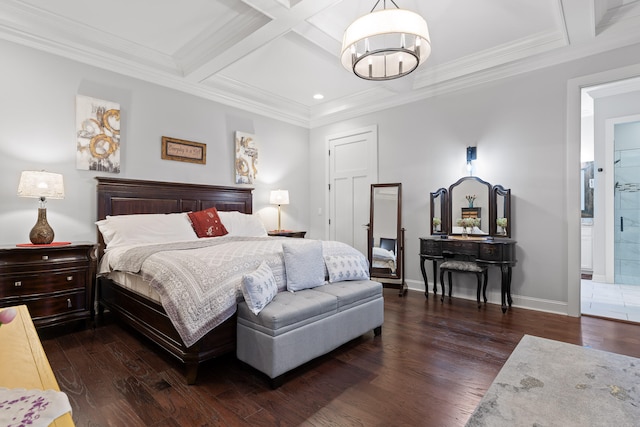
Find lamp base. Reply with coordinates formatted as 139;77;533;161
29;208;54;245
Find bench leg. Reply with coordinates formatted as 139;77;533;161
374;326;382;336
447;272;453;300
440;269;446;302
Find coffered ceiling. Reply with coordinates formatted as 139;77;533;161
2;0;640;127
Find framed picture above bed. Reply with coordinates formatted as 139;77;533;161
235;131;258;184
76;95;121;173
161;136;206;164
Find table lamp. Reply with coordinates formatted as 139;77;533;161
269;189;289;232
17;170;65;244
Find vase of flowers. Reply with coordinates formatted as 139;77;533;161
465;194;476;208
496;217;508;235
457;217;480;238
433;217;441;232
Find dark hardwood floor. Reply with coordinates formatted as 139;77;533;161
42;288;640;427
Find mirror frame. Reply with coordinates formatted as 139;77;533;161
368;183;403;281
430;188;448;235
491;185;511;237
448;176;492;236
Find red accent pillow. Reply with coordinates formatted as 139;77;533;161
187;208;228;238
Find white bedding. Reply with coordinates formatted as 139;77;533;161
372;246;396;273
99;236;366;347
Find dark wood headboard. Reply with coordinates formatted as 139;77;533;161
95;177;253;253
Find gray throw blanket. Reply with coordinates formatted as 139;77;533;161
104;236;365;346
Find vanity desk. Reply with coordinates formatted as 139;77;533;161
425;176;516;312
420;236;516;312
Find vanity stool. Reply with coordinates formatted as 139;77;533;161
439;260;488;308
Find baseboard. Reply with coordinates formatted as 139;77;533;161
405;278;569;315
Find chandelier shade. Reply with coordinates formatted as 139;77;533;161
341;7;431;81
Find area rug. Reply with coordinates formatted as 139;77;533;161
466;334;640;426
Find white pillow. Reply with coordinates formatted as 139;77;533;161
96;213;198;249
324;254;370;283
241;261;279;315
282;241;325;292
217;211;267;237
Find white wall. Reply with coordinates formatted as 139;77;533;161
0;40;309;246
310;42;640;314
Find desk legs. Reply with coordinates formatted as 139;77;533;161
500;265;513;313
419;257;439;299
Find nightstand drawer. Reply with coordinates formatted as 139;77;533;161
0;248;88;266
0;269;86;297
20;291;87;320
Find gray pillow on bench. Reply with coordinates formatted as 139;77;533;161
282;241;325;292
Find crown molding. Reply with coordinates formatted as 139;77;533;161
3;0;640;130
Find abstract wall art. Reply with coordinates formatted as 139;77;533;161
76;95;121;173
235;131;257;184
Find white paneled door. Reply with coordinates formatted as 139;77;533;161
327;125;378;256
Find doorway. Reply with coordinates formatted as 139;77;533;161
579;84;640;322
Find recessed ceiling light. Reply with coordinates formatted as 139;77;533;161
313;94;324;100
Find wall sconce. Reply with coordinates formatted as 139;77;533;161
466;146;477;175
269;189;289;231
17;170;65;244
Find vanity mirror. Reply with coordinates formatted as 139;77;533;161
492;185;511;237
449;176;492;236
368;183;406;295
430;188;448;235
428;176;512;238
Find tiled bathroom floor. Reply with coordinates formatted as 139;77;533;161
581;280;640;322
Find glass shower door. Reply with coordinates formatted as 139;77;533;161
614;121;640;285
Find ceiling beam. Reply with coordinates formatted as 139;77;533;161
558;0;596;45
185;0;341;83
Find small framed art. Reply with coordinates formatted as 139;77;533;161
161;136;206;164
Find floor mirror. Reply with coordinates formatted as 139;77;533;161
368;183;406;295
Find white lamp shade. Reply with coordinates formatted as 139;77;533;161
341;8;431;80
17;171;65;199
270;190;289;205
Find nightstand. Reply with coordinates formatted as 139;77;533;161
0;242;97;331
268;230;307;238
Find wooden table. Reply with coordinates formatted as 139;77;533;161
0;304;74;426
419;236;517;312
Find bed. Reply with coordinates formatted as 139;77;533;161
95;177;254;384
95;177;370;385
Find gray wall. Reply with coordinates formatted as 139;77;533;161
0;39;309;245
310;42;640;314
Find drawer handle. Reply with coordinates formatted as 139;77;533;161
42;255;49;260
14;281;22;287
67;276;73;281
67;298;72;309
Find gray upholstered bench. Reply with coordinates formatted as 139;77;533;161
439;260;488;308
236;280;383;387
